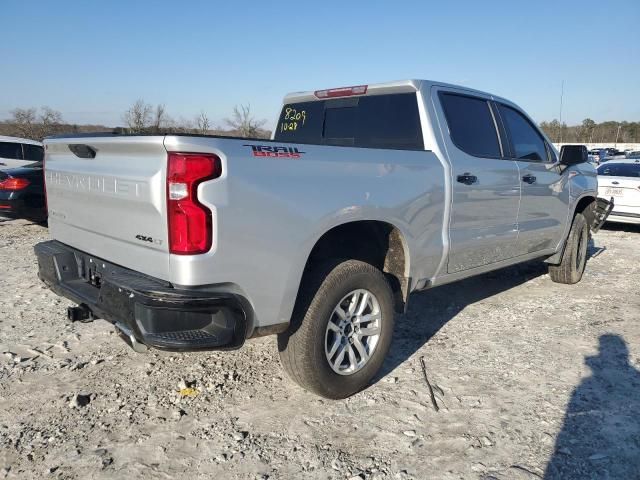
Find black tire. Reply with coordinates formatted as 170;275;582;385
278;259;395;399
549;212;590;284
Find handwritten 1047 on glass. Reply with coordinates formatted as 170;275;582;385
280;107;307;132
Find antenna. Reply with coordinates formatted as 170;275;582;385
559;80;564;144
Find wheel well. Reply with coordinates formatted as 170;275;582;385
575;195;597;226
302;221;409;313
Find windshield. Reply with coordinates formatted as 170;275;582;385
597;163;640;177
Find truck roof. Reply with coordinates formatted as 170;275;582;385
282;79;511;105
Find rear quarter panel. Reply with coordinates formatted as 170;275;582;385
164;135;446;330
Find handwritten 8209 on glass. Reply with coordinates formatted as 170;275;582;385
280;107;307;132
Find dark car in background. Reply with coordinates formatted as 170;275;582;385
0;136;44;170
0;162;46;223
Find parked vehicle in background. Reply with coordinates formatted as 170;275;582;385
588;149;601;164
605;148;620;157
0;162;46;222
35;80;609;398
598;149;613;163
627;151;640;159
0;136;44;170
598;159;640;225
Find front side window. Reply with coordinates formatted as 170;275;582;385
498;105;547;162
0;142;23;160
440;93;502;158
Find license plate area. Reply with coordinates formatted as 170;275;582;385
80;257;108;288
605;187;624;197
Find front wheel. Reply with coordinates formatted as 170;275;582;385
278;260;395;399
549;212;590;284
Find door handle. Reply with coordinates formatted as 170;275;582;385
522;174;537;184
456;173;478;185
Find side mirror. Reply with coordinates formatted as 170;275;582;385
559;145;588;166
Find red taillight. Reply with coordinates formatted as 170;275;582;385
314;85;368;99
0;177;30;190
167;152;221;255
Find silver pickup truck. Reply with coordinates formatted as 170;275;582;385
35;80;611;399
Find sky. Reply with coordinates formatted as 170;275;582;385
2;0;639;129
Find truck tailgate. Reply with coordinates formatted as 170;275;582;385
44;136;170;280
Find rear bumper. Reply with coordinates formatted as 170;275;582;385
34;240;252;351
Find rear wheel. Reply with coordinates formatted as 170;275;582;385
549;212;590;284
278;260;395;399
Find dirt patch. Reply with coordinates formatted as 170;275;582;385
1;219;639;479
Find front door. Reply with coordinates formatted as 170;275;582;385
434;88;521;274
496;103;569;254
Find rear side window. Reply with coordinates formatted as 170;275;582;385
498;104;547;162
597;163;640;177
23;144;44;161
273;93;424;150
440;93;501;158
0;142;23;160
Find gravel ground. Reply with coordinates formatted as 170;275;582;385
0;218;639;480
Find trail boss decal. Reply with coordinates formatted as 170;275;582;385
243;144;305;159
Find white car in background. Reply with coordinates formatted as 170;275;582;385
597;159;640;225
0;136;44;170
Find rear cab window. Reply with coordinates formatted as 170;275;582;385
273;93;424;150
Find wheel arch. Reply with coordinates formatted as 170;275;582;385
297;220;411;313
546;193;597;265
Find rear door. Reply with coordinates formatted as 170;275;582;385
496;103;569;254
434;88;521;273
44;136;170;280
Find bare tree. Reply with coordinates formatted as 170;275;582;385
9;108;38;139
152;104;167;133
123;99;152;133
39;106;63;138
195;111;210;135
7;107;64;140
580;118;596;143
224;104;266;138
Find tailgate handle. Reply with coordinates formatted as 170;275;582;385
68;144;97;159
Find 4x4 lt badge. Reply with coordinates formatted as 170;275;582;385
135;234;162;245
